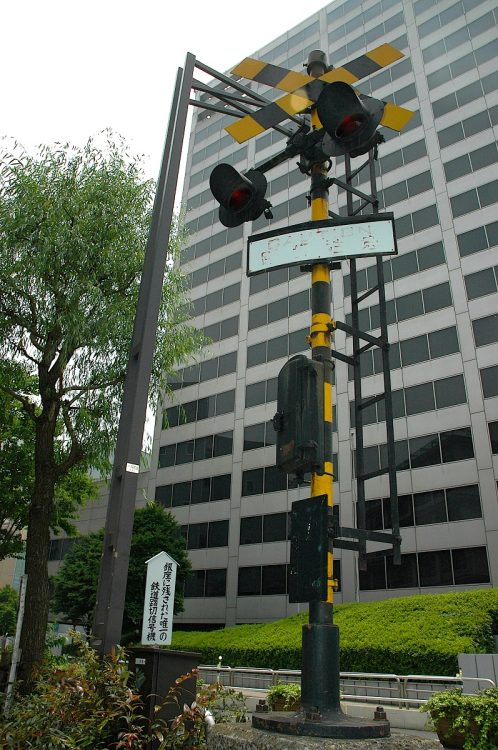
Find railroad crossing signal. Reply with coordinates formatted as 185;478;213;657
225;43;414;147
209;164;272;228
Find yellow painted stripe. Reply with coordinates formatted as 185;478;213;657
312;313;330;324
278;70;313;92
225;117;266;143
324;381;332;423
324;460;333;477
320;68;359;85
380;102;415;131
277;91;313;116
231;57;267;79
366;43;404;68
311;264;330;283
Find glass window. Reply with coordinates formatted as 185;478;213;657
263;512;288;542
473;315;498;347
264;465;287;493
428;327;459;358
221;316;239;339
184;570;205;597
200;358;218;382
387;553;418;589
359;558;386;590
418;241;445;271
183;364;200;386
435;374;466;409
489;421;498;454
267;336;288;362
289;290;309;316
181;400;198;424
384;494;414;527
159;444;176;468
418;550;452;586
409;433;441;468
289;328;309;355
238;566;261;595
451;189;480;218
240;516;262;545
262;564;287;595
412;204;438;232
191;478;211;504
211;474;231;502
414;490;447;525
446;485;481;521
465;268;497;300
269;267;287;288
172;482;191;507
392;251;418;280
208;259;224;281
438;122;464;148
242;468;264;496
470;143;498;173
401;335;429;366
246;380;266;408
480;365;498;398
244;423;265;451
267;378;278;402
205;289;223;312
365;499;383;530
250;274;267;295
208;520;229;548
440;427;474;462
268;297;288;323
405;382;435;416
216;389;235;415
249;306;268;329
423;282;452;313
247;342;266;368
407;171;432;196
396;291;424;321
213;431;233;457
205;568;227;597
194;435;213;462
457;226;488;258
444;154;471;182
187;523;208;549
452;547;489;585
223;283;240;305
164;406;179;429
218;351;237;377
204;323;220;342
155;484;172;508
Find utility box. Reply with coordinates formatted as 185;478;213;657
128;647;200;733
273;354;325;478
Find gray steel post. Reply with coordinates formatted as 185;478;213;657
91;53;196;655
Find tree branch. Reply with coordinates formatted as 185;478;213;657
56;402;85;478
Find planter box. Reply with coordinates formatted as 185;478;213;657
270;698;301;712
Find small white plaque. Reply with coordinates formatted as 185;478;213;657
126;462;140;474
141;551;177;646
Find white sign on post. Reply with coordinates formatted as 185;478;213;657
141;550;177;646
247;214;397;276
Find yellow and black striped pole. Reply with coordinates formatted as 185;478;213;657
300;50;341;719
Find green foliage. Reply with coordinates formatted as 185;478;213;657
0;585;18;635
170;589;498;675
267;682;301;710
52;502;192;635
0;632;247;749
421;687;498;750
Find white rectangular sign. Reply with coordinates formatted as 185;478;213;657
247;216;397;275
141;550;177;646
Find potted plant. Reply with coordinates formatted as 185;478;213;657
421;687;498;749
267;682;301;712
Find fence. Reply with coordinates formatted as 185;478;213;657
198;664;496;709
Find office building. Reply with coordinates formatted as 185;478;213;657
146;0;498;628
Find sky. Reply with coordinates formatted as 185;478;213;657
2;0;329;191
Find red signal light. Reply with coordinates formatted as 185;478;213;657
336;114;366;138
229;187;252;211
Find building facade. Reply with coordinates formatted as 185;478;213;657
146;0;498;628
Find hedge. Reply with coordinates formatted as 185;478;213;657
170;588;498;676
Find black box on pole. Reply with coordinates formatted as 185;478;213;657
289;495;329;603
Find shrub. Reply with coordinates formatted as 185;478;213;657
267;682;301;711
171;588;498;675
0;632;247;749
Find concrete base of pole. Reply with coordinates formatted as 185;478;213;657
252;710;390;738
208;724;441;749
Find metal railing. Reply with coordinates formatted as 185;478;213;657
198;665;496;709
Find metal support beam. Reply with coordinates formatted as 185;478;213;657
91;54;196;655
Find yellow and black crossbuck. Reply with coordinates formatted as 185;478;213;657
225;43;414;144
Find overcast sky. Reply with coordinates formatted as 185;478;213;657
2;0;329;187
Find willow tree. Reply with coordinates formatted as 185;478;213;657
0;135;201;687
